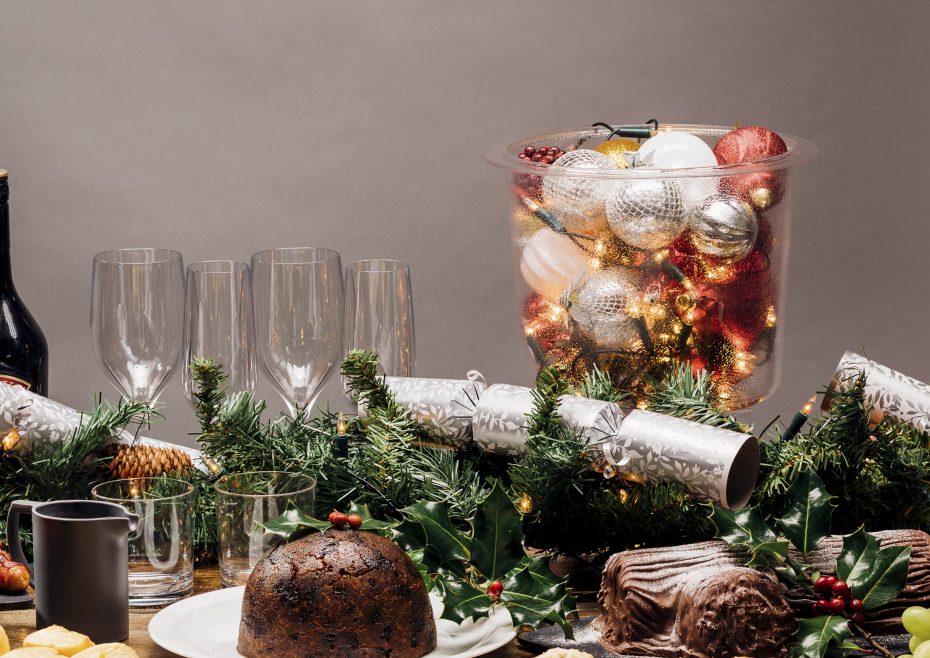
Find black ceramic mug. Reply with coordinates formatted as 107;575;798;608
6;499;138;642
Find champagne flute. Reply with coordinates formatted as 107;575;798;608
91;248;184;402
182;261;255;402
251;248;343;414
344;259;415;387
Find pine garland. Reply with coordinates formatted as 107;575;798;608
0;397;155;553
511;365;713;556
755;374;930;532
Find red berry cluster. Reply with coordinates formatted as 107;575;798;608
488;580;503;601
328;510;363;530
811;575;864;624
518;145;565;165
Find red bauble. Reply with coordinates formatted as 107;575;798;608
714;126;787;165
715;126;788;211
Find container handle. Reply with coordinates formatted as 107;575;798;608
6;500;38;586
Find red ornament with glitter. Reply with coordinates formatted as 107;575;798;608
715;126;789;211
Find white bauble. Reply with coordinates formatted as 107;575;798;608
542;149;615;216
638;131;718;207
520;229;591;302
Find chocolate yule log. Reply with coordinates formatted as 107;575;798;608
595;529;930;658
595;542;795;658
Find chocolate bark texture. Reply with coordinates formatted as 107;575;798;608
595;530;930;657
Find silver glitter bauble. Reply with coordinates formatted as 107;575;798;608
605;179;687;251
542;149;615;217
689;195;758;262
563;268;641;349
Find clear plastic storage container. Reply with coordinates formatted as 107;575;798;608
488;123;815;409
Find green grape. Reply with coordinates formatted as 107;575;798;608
904;607;930;638
915;641;930;658
912;636;928;653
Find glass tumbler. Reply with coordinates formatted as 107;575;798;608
91;477;194;607
214;471;316;587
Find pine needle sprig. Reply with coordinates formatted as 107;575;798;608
190;358;228;433
646;365;745;432
342;349;394;412
578;365;627;404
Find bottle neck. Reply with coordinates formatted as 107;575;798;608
0;200;14;292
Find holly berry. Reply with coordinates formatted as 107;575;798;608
824;575;837;587
831;580;850;600
848;599;864;613
851;612;865;624
488;580;503;598
829;598;846;614
327;510;340;524
815;599;830;614
813;576;832;592
347;513;363;530
330;512;349;528
517;145;565;165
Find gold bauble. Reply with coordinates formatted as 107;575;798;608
512;206;543;239
594;138;642;169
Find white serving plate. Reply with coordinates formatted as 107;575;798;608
149;586;516;658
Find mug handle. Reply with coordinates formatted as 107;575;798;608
6;500;38;586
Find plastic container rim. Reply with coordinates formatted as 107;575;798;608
485;123;817;179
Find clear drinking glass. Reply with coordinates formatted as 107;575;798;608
181;261;255;400
214;471;316;587
91;477;194;607
91;249;185;402
251;248;344;414
344;259;415;383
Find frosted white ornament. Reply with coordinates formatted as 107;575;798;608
638;131;719;208
689;195;758;262
638;131;718;169
520;229;591;302
542;149;615;217
605;178;686;251
563;268;641;349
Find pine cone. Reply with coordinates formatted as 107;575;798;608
106;443;193;479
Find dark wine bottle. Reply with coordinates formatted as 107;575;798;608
0;170;48;395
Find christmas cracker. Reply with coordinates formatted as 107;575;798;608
470;383;624;456
613;409;760;509
0;383;204;468
357;372;488;447
828;351;930;432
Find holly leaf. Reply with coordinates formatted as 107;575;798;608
500;564;575;639
792;615;851;658
746;540;791;567
401;501;471;564
852;544;911;610
835;527;877;584
779;472;833;556
470;481;525;581
710;505;788;567
260;505;329;540
711;505;777;546
438;577;492;624
347;502;398;531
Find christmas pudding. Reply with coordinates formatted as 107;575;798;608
238;528;437;658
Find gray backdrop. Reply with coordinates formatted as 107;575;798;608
1;1;928;447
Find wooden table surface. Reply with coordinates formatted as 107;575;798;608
0;567;599;657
